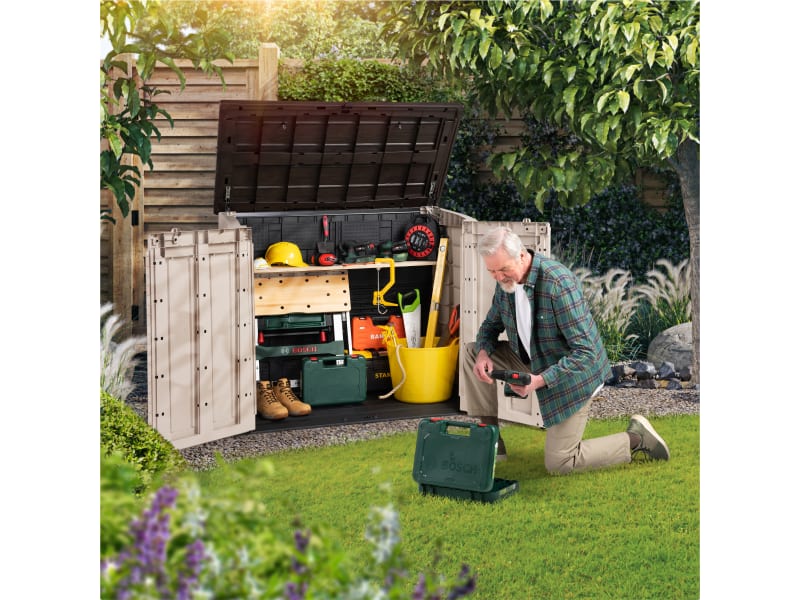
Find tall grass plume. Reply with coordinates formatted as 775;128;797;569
574;267;641;362
100;303;145;400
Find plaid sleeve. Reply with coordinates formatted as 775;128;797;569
539;273;607;389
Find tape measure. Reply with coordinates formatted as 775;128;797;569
404;216;439;259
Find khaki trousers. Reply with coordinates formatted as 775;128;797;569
462;342;631;474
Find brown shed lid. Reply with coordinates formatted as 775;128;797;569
213;100;462;213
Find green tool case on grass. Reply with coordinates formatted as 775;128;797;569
412;418;519;503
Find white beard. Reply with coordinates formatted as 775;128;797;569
499;280;516;293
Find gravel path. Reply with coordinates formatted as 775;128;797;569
126;383;699;471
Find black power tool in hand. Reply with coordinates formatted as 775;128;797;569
490;370;532;398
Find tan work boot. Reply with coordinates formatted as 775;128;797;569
275;377;312;416
257;380;289;420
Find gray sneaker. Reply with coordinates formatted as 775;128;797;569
627;414;670;460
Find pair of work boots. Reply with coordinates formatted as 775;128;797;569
257;378;311;421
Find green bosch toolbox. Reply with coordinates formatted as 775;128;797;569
301;354;367;406
412;418;519;503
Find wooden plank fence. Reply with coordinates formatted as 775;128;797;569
100;43;668;335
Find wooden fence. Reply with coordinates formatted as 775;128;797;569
100;43;669;335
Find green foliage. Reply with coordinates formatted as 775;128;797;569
441;123;689;281
279;59;450;103
439;109;538;221
267;0;397;60
165;0;398;60
545;182;689;282
101;457;477;598
100;391;187;491
100;0;234;220
100;448;149;555
381;0;700;208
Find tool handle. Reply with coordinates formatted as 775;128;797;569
322;215;329;239
490;370;532;386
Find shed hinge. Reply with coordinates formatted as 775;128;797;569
131;210;139;227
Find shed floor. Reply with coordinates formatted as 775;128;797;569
131;354;463;433
255;393;462;432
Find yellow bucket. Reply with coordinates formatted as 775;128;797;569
384;332;460;404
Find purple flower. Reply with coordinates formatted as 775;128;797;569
177;538;206;600
291;529;311;576
113;486;178;597
446;564;476;599
102;485;208;600
412;573;427;599
284;580;308;600
294;529;310;554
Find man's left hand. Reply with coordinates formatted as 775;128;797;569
509;374;546;397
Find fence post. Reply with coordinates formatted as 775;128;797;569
258;43;280;100
104;53;145;336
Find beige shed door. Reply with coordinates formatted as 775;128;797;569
146;228;256;449
458;220;550;426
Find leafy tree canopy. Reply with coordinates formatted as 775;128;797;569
381;0;701;382
381;0;699;210
166;0;398;60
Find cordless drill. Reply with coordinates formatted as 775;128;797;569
490;370;532;398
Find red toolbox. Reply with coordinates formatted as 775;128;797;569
351;315;405;351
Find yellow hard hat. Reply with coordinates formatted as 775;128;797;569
265;241;308;267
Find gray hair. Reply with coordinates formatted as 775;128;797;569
477;226;526;259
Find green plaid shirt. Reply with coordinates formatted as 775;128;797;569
476;252;611;427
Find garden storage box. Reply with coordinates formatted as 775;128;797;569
146;99;551;449
412;418;519;502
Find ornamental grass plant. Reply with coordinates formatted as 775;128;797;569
100;302;146;399
560;258;692;363
629;259;692;352
573;267;642;362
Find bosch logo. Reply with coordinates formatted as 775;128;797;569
440;452;477;474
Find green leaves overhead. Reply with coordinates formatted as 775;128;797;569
382;0;699;209
100;0;233;221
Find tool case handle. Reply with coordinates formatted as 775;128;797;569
428;418;491;438
313;355;362;368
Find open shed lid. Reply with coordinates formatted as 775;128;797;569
214;100;462;213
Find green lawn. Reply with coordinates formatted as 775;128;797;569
195;415;699;599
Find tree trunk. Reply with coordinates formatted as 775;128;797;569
671;139;700;384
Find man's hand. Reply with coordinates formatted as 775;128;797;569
473;349;495;384
508;374;546;397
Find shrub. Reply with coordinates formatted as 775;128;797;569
100;391;187;492
541;183;689;282
101;461;477;599
278;59;451;103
